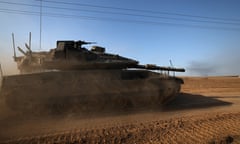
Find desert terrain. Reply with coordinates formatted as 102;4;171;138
0;76;240;143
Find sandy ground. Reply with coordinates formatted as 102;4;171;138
0;76;240;143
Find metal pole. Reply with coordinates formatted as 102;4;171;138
169;60;175;77
29;32;32;62
12;33;16;59
29;32;31;51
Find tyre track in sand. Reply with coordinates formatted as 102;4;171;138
2;112;240;144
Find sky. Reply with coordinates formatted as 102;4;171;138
0;0;240;76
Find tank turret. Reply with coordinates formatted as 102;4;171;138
14;40;184;74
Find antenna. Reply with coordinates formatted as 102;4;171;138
169;60;175;77
29;32;31;51
169;60;174;67
17;47;27;56
12;33;16;60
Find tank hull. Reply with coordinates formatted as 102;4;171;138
0;70;182;114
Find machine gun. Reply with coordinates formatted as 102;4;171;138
76;40;96;45
56;40;96;50
76;40;96;48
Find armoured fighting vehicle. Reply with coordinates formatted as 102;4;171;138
0;38;185;114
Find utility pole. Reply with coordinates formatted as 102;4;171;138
39;0;42;50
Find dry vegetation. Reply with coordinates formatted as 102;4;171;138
1;76;240;143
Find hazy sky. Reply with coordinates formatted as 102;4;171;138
0;0;240;76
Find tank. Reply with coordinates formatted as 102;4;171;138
0;40;185;115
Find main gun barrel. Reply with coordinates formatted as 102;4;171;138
133;64;185;72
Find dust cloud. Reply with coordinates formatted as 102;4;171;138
0;60;19;76
1;76;240;143
187;47;240;76
187;61;217;76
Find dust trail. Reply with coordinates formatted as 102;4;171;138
187;61;217;76
187;47;240;76
0;61;18;76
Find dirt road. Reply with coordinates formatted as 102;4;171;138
1;76;240;143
